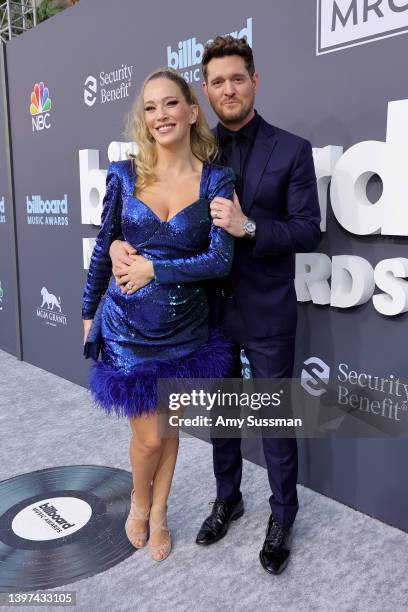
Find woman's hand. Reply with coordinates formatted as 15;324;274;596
83;319;93;345
118;255;154;294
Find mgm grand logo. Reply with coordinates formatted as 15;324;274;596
36;286;68;327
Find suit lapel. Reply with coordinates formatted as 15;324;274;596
242;119;277;215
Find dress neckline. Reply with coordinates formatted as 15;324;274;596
130;160;208;224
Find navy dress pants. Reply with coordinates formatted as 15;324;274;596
212;304;299;527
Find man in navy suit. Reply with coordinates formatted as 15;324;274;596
193;36;321;575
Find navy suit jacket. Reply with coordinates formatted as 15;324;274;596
212;115;321;337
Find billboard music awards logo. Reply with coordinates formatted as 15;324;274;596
0;280;3;311
30;82;52;132
26;193;69;226
84;62;133;107
296;99;408;317
167;17;253;83
12;497;91;541
317;0;408;54
36;286;68;327
0;195;5;223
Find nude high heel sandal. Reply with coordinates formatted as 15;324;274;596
148;514;172;562
125;488;151;549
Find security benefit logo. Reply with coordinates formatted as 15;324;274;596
317;0;408;54
301;357;330;397
301;356;408;435
26;193;69;226
30;82;52;132
84;63;133;107
167;17;253;83
36;287;68;327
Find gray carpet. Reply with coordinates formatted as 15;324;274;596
0;348;407;612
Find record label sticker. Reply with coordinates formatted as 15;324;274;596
12;497;92;541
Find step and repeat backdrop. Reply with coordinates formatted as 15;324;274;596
1;0;408;530
0;51;17;355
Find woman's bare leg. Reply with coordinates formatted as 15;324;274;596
128;412;165;547
148;434;179;558
128;411;179;556
151;435;179;509
143;413;179;559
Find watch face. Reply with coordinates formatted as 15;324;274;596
245;220;256;233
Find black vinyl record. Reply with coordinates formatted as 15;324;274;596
0;465;136;591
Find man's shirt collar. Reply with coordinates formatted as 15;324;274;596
218;108;261;144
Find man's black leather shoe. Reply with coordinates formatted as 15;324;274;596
195;497;244;545
259;514;293;575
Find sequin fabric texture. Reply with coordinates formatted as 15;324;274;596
81;159;236;416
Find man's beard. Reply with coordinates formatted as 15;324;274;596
214;98;253;126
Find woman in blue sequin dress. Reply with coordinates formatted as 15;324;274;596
81;68;235;561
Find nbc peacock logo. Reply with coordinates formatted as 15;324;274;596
30;82;52;132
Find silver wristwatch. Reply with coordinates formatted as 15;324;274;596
243;217;256;238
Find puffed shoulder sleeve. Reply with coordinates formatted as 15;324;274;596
153;165;236;284
206;164;236;201
81;162;123;319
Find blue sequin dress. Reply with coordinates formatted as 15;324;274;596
82;159;235;417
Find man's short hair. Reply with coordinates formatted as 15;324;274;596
201;35;255;82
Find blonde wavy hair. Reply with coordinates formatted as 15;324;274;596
125;67;219;191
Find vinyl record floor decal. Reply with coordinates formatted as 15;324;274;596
0;465;136;591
